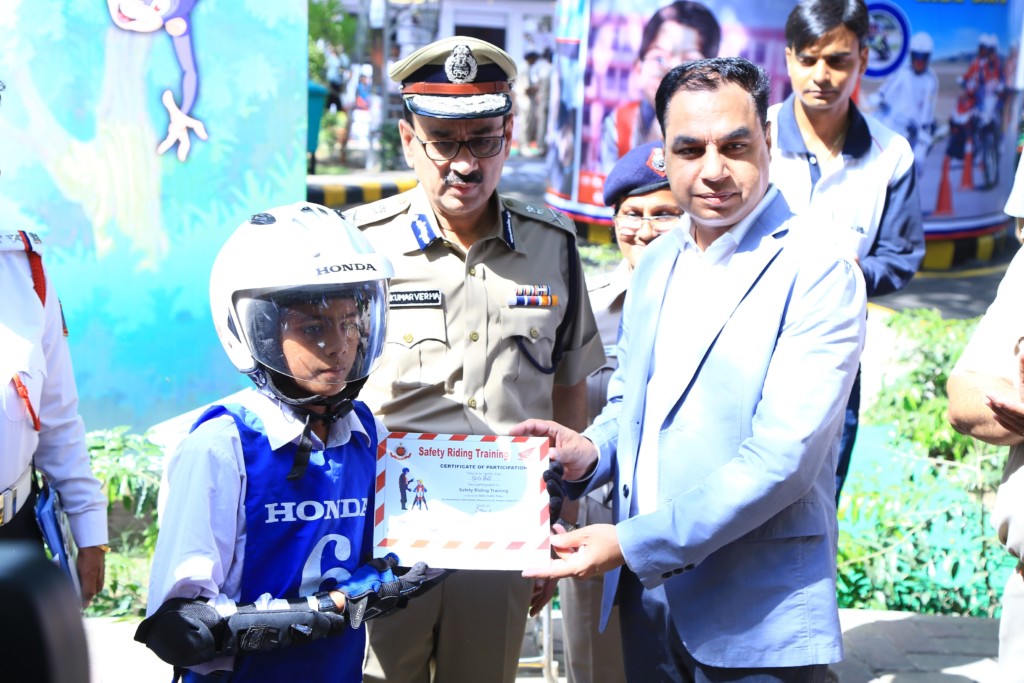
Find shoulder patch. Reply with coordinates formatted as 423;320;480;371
503;197;575;234
343;193;412;228
0;231;44;252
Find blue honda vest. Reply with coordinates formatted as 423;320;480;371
183;400;377;683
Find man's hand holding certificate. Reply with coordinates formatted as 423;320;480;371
373;433;553;570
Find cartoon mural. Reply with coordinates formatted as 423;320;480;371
106;0;208;162
0;1;307;431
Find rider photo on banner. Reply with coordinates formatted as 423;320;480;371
545;0;1022;244
857;0;1019;241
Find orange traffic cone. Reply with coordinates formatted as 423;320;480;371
960;138;975;190
934;155;954;215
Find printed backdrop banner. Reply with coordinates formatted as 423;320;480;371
859;0;1020;239
0;1;308;431
546;0;1021;240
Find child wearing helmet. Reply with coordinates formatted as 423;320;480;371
135;203;445;682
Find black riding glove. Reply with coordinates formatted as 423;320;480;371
543;460;567;527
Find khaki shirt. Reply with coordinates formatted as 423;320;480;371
584;259;630;425
347;186;604;435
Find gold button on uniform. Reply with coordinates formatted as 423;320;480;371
469;266;477;276
403;333;414;343
529;328;540;339
470;331;480;342
467;398;477;409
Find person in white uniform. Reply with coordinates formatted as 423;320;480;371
870;32;938;174
1003;154;1024;243
0;227;108;606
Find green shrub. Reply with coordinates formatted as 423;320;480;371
379;124;404;171
837;441;1013;617
578;242;620;276
319;109;347;153
308;36;326;85
839;308;1013;617
85;427;164;617
86;552;152;618
866;308;985;461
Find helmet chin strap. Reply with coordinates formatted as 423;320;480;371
250;367;368;480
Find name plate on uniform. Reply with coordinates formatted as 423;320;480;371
372;433;552;570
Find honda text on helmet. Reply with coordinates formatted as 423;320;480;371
210;202;393;416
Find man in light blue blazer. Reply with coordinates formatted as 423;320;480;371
514;57;867;682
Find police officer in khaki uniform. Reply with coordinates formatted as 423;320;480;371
346;36;605;683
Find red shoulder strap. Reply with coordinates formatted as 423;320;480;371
615;101;641;160
13;231;47;431
17;230;46;306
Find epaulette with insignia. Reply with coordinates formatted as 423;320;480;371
0;231;44;252
342;193;412;228
502;197;576;234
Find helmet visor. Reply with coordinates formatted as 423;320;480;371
236;281;389;390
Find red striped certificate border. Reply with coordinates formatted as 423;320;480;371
372;433;552;570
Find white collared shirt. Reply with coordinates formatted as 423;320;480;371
0;244;107;546
634;186;778;515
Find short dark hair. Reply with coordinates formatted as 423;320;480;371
655;57;770;132
785;0;869;52
639;1;721;61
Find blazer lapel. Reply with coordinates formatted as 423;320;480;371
654;195;791;428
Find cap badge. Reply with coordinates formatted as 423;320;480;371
647;147;667;177
445;44;478;84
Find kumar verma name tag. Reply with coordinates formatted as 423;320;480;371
373;433;552;570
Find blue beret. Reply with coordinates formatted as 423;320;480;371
602;141;670;208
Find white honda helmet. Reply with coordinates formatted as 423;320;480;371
210;203;393;395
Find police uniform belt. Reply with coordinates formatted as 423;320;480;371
0;467;33;526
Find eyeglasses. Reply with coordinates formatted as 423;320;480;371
613;213;683;235
414;135;505;161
